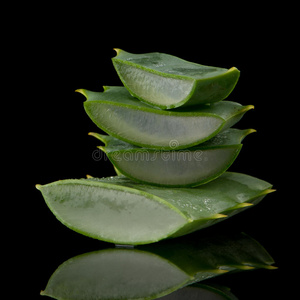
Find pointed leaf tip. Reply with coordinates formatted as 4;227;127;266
97;146;106;150
245;105;255;111
89;132;108;146
113;48;121;55
35;184;42;190
265;265;278;270
263;189;276;195
247;129;257;135
75;89;87;98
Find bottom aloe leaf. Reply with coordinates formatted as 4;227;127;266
41;232;275;300
36;172;274;245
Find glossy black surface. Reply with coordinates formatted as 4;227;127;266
17;17;291;299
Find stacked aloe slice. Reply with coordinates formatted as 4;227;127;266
37;49;274;245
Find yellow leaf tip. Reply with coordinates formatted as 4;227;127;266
97;146;106;152
113;48;121;55
247;128;257;134
75;89;87;98
265;265;278;270
264;189;276;195
215;269;230;274
238;265;255;270
35;184;42;190
228;66;239;72
245;104;255;111
211;214;228;219
237;203;254;208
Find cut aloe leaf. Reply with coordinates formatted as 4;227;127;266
78;86;253;150
112;49;240;109
41;233;275;300
89;128;255;187
36;172;274;245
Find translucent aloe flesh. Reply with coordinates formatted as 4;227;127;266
36;173;274;245
41;233;275;300
89;128;255;187
79;86;253;150
112;49;240;109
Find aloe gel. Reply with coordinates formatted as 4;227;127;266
112;49;240;109
89;128;254;187
36;173;274;245
79;86;253;150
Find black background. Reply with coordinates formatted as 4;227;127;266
11;7;294;299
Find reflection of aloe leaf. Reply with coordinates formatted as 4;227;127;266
36;172;273;245
160;283;238;300
41;233;275;300
139;232;276;282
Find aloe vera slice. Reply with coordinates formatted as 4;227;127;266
90;128;254;187
41;233;275;300
79;86;253;149
112;49;240;109
36;173;274;245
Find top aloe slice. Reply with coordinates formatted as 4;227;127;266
112;49;240;109
41;233;274;300
79;86;253;150
36;172;273;245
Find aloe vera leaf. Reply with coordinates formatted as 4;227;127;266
41;233;274;300
89;128;255;187
36;172;274;245
79;86;253;150
112;49;240;109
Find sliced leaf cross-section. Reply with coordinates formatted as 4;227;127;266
79;86;253;150
90;128;255;187
36;172;274;245
112;49;240;109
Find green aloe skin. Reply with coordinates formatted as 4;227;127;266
36;172;274;245
37;49;275;249
89;128;255;187
41;233;275;300
112;49;240;109
79;86;253;150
